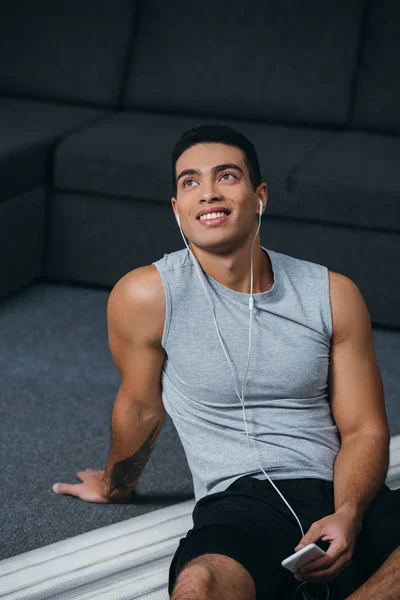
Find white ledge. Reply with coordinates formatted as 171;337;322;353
1;435;399;600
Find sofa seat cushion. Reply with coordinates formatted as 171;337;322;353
54;110;334;205
289;131;400;232
0;97;107;200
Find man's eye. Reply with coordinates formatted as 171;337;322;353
183;178;195;188
182;173;235;188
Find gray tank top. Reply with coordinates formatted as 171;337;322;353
152;246;340;502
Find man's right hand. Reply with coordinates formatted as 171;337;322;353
52;468;114;504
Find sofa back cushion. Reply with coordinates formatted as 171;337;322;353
352;1;400;134
124;0;364;127
0;0;137;107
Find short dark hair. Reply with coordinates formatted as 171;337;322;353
171;124;262;197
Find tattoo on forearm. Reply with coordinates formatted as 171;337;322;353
109;421;161;498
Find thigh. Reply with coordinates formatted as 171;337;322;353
355;484;400;577
168;476;336;600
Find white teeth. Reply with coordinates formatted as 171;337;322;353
199;212;228;221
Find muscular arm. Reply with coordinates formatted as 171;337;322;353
101;266;167;501
333;432;389;528
328;272;390;527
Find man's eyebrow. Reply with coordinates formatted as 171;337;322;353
176;163;244;184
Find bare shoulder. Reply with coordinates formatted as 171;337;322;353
327;270;371;343
111;265;164;302
107;265;166;347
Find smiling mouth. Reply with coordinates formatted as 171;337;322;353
197;212;230;225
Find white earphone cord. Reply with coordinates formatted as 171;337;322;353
176;201;329;600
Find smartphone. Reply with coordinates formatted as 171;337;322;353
281;543;326;574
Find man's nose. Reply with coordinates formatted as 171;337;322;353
201;181;223;200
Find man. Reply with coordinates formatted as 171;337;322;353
53;125;399;599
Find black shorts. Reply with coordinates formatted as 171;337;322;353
168;476;400;600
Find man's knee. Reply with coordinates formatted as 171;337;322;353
174;553;256;600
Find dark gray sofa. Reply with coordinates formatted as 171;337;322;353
1;0;399;328
1;0;399;577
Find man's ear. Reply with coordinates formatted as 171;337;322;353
259;183;268;211
171;197;177;218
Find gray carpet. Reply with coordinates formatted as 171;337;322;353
1;281;399;561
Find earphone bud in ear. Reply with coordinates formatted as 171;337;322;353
176;213;180;227
259;199;263;214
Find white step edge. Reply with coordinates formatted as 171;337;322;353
1;435;399;600
386;433;400;489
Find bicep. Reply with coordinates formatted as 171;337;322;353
328;272;389;440
107;269;167;416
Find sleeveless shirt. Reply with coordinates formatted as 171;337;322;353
152;246;340;503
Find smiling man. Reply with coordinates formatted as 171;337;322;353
53;125;400;600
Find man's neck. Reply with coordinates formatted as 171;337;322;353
189;243;274;294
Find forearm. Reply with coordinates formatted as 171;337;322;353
333;430;390;526
101;400;165;502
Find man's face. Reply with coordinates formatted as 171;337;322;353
171;142;266;253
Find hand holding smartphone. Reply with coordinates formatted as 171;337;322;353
281;543;326;573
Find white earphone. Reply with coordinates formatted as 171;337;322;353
175;197;306;521
174;196;329;599
175;199;263;226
